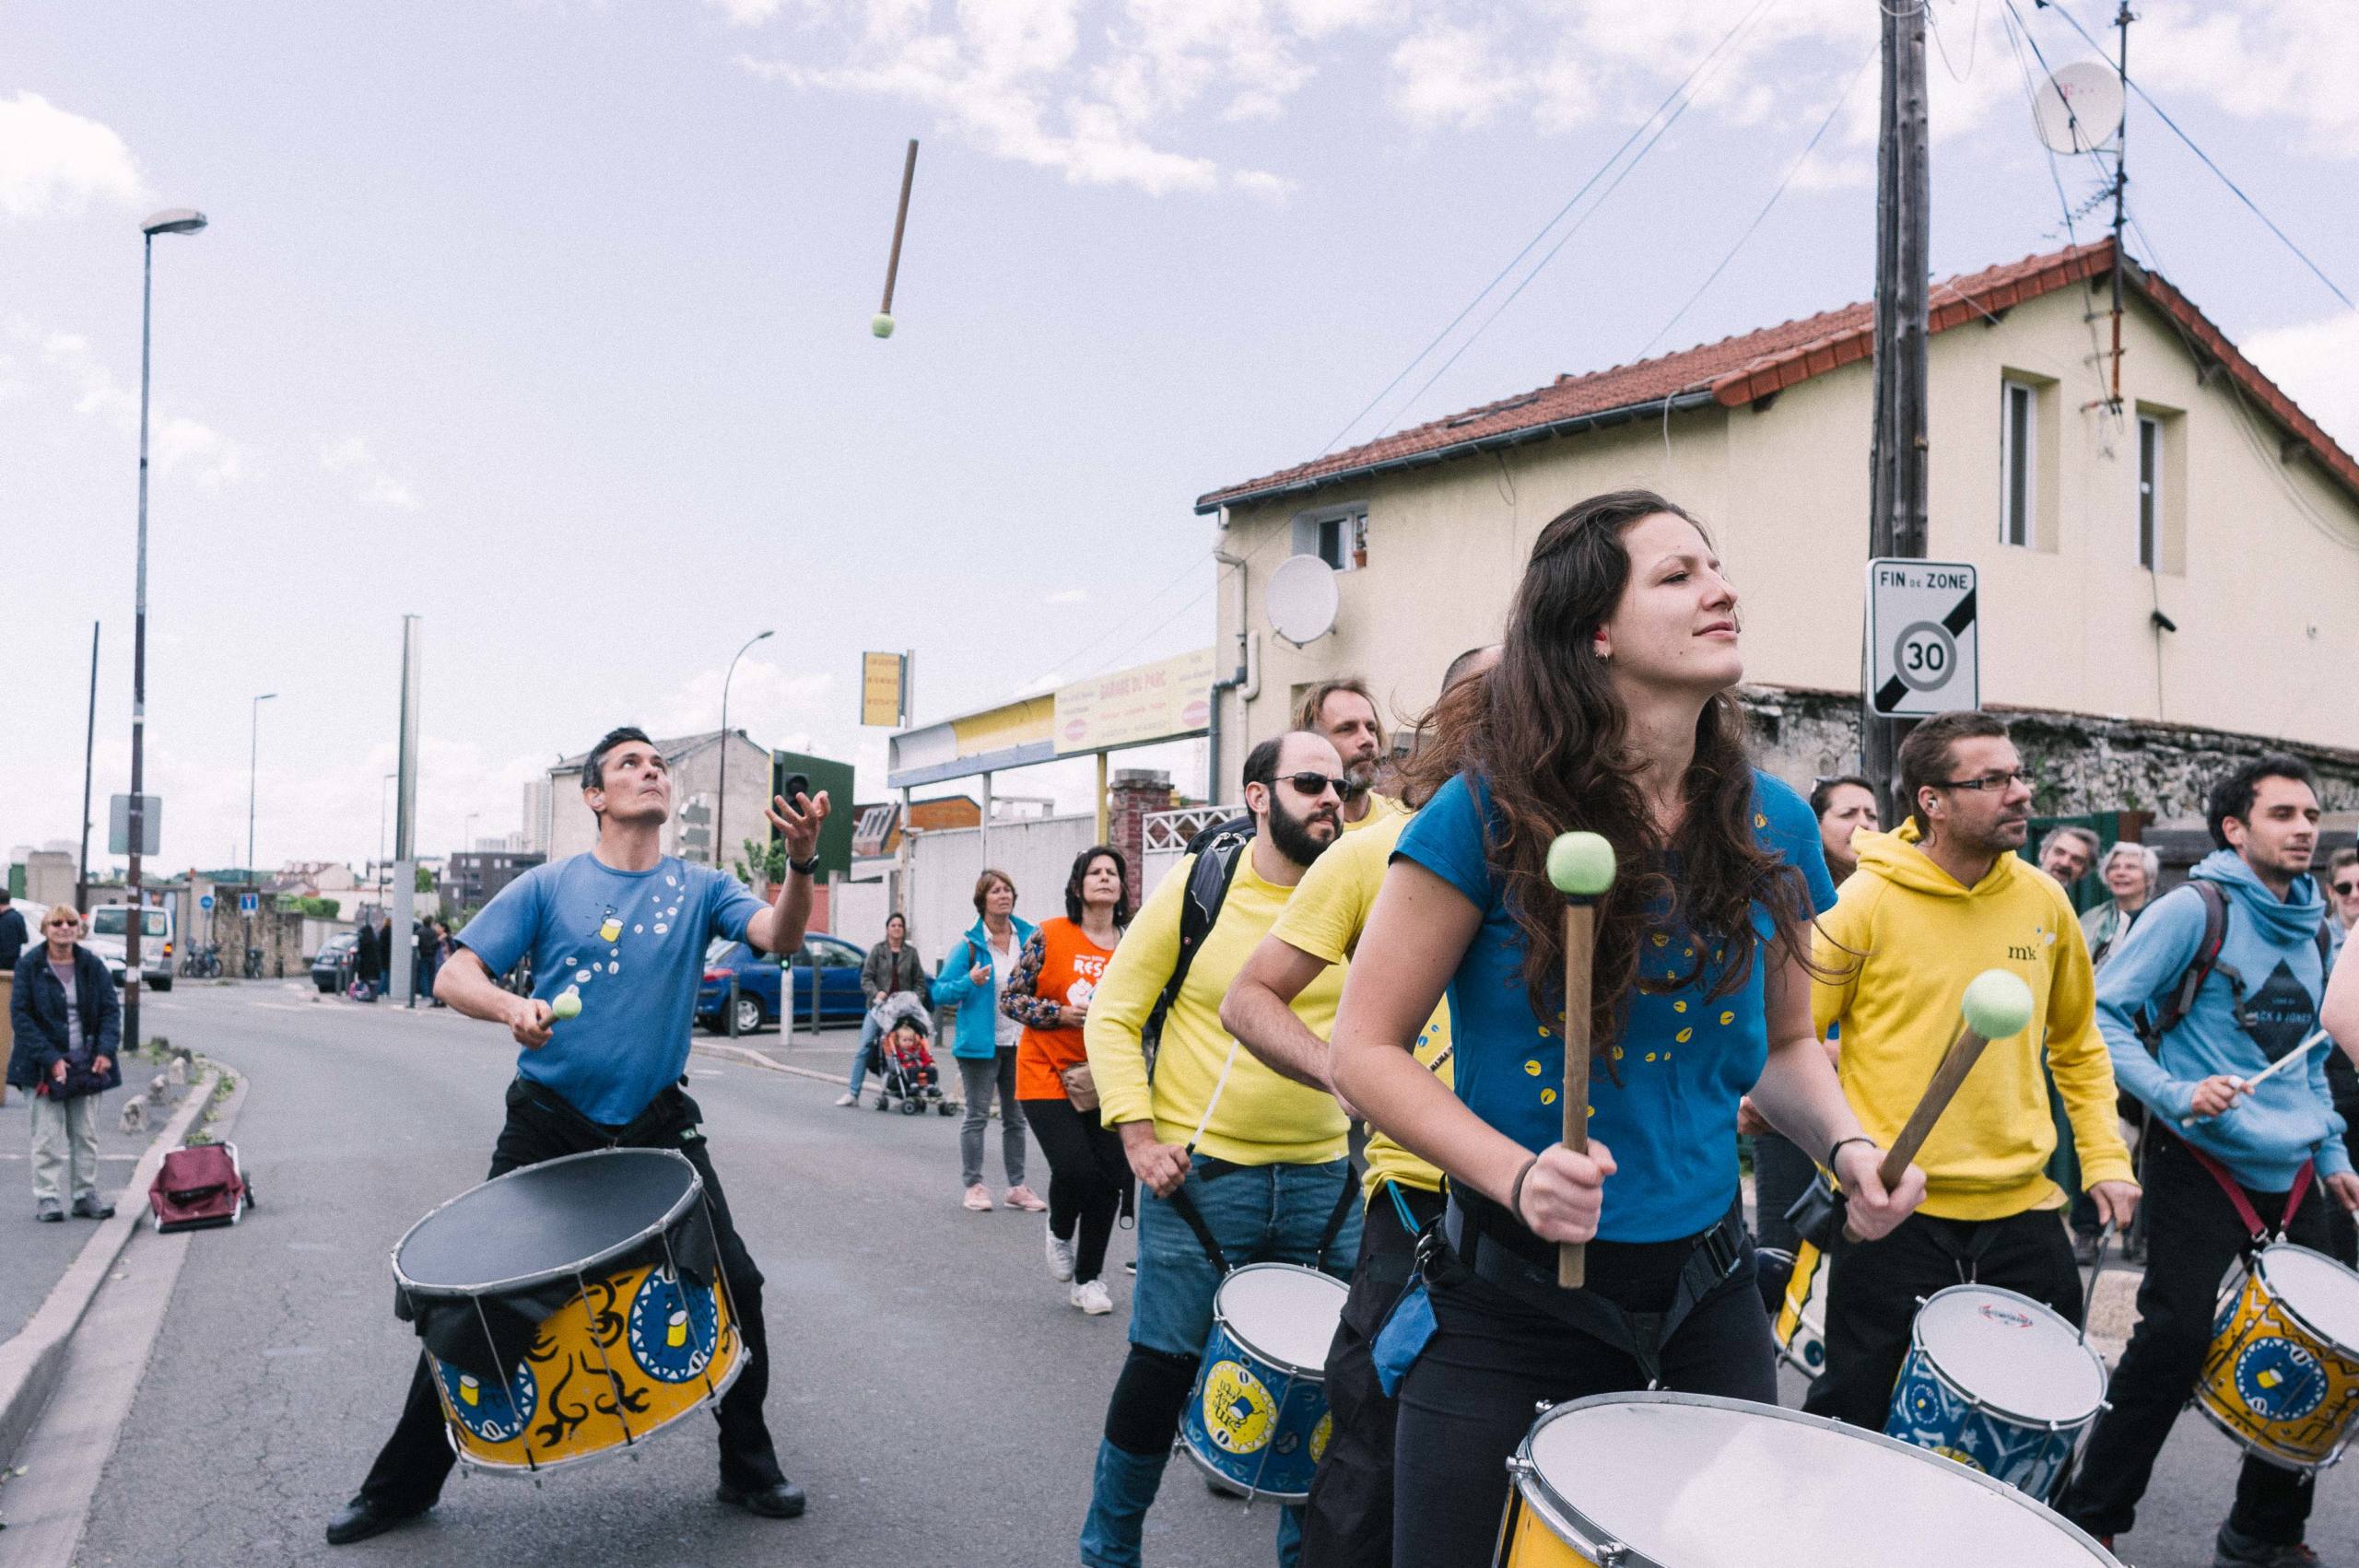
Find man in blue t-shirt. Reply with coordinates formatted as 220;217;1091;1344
326;727;830;1548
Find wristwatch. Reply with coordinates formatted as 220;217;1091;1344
787;852;821;877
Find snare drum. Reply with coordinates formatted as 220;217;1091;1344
1496;1392;2120;1566
1770;1240;1829;1377
1884;1284;2107;1500
1175;1263;1346;1503
392;1147;743;1474
2197;1243;2359;1471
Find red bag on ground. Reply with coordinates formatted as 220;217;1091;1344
147;1141;253;1233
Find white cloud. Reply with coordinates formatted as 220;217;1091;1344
2246;309;2359;458
654;658;838;745
0;93;146;220
33;326;245;486
322;437;420;509
2133;0;2359;156
1388;24;1521;132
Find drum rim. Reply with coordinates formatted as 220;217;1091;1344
1906;1282;2109;1431
2255;1243;2359;1354
392;1146;705;1299
1211;1261;1346;1378
1507;1391;2122;1564
439;1316;748;1476
2196;1255;2359;1473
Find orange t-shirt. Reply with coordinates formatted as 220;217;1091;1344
1014;918;1115;1101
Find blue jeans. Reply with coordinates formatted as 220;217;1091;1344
847;1014;882;1094
1081;1156;1361;1568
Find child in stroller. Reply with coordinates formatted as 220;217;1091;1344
868;990;953;1116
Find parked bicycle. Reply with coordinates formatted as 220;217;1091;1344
243;946;265;979
180;942;223;978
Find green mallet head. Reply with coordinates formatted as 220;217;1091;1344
1545;831;1616;899
871;311;896;338
1960;969;2034;1040
551;988;582;1022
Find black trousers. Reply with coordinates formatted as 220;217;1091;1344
1392;1230;1773;1568
1802;1205;2083;1433
358;1080;785;1508
2060;1129;2327;1547
1299;1181;1446;1568
1750;1131;1818;1255
1020;1096;1130;1286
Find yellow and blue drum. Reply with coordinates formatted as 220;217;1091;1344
2198;1243;2359;1471
1769;1240;1829;1378
393;1147;743;1474
1176;1263;1345;1503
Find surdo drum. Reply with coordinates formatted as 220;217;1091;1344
2198;1243;2359;1472
1884;1283;2109;1501
1176;1263;1346;1503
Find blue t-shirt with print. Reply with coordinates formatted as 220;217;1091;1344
1394;770;1837;1243
458;854;764;1125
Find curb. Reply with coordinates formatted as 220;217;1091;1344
0;1067;225;1466
690;1039;845;1088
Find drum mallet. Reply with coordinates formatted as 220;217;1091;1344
1840;968;2035;1242
873;138;919;339
2177;1027;2331;1129
1545;831;1617;1288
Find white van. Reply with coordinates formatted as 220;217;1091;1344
85;904;174;991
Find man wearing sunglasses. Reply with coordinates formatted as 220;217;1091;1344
1803;710;2138;1441
1075;730;1356;1568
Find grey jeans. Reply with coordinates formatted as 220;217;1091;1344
958;1049;1027;1190
30;1092;102;1206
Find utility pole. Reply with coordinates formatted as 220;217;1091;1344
1862;0;1932;818
76;622;99;912
391;616;422;1007
2107;1;2131;408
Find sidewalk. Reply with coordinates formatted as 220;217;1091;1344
0;1063;202;1338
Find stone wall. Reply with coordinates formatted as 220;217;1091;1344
1108;769;1176;909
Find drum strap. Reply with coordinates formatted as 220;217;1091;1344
1438;1196;1747;1386
2184;1143;2314;1244
1160;1161;1360;1278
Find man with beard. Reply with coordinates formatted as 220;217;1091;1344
1296;678;1396;832
1803;710;2139;1435
2039;824;2102;889
1077;731;1359;1568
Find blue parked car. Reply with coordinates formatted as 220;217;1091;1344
697;933;870;1035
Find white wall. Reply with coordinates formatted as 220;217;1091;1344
904;814;1099;967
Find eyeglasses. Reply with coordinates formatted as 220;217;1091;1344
1932;769;2035;793
1279;772;1348;799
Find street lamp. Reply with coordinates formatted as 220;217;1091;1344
380;771;397;893
248;692;276;876
124;206;207;1056
716;629;773;880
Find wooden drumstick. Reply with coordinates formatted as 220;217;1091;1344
1546;832;1616;1288
873;138;920;339
1843;968;2033;1241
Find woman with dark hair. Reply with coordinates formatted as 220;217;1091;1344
1329;490;1926;1562
1004;846;1133;1315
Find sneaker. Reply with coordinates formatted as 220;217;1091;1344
2214;1523;2324;1567
1071;1279;1113;1315
963;1184;994;1212
834;1093;859;1107
36;1201;63;1223
1046;1224;1077;1281
1003;1185;1048;1213
72;1195;115;1221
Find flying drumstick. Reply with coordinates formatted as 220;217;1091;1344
873;138;920;339
1842;968;2033;1241
1546;831;1616;1288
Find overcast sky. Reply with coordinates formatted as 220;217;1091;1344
5;0;2353;876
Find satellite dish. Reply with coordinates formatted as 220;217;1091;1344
1267;554;1340;647
2032;62;2123;155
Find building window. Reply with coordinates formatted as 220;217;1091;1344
1291;505;1367;571
2138;414;2162;570
2001;380;2037;547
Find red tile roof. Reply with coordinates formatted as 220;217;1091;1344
1195;240;2359;512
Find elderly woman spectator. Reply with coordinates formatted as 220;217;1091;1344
8;906;123;1222
934;870;1043;1213
839;913;929;1106
2080;840;2161;969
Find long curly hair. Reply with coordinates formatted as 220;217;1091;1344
1398;490;1817;1073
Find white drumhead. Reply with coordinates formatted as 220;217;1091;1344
1916;1285;2107;1422
1525;1395;2115;1565
1215;1264;1346;1374
2259;1245;2359;1349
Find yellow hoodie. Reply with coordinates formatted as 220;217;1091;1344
1812;824;2133;1221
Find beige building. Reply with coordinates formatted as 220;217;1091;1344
547;729;776;869
1196;240;2359;813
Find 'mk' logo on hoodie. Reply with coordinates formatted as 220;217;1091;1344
2006;923;2058;964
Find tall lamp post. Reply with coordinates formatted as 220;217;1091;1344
716;629;773;880
248;691;277;876
379;771;397;895
125;206;207;1057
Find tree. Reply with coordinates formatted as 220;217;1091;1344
733;835;783;889
415;865;436;893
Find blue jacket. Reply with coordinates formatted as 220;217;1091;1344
933;916;1038;1060
2097;849;2350;1188
9;945;124;1093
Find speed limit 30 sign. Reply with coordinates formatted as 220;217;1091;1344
1865;558;1978;718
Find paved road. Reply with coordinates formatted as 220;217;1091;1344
27;985;2356;1565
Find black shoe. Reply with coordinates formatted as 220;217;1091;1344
72;1196;115;1221
2072;1228;2102;1267
717;1479;807;1519
36;1202;64;1223
325;1496;431;1546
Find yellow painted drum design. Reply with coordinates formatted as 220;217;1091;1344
1494;1393;2122;1567
2197;1244;2359;1472
393;1147;743;1475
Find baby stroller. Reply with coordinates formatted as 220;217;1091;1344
869;991;954;1117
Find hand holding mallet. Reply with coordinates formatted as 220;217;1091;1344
1545;831;1617;1288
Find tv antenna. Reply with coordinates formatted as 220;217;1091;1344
2030;6;2132;408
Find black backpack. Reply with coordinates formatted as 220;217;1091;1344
1141;814;1254;1077
2132;881;2333;1055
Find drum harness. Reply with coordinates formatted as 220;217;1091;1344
2184;1142;2314;1249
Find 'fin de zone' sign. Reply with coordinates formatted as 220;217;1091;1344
1865;559;1978;718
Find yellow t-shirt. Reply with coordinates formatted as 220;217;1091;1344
1270;812;1453;1199
1084;849;1349;1166
1341;792;1405;834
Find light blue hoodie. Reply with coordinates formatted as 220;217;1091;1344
933;914;1039;1061
2098;848;2351;1189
